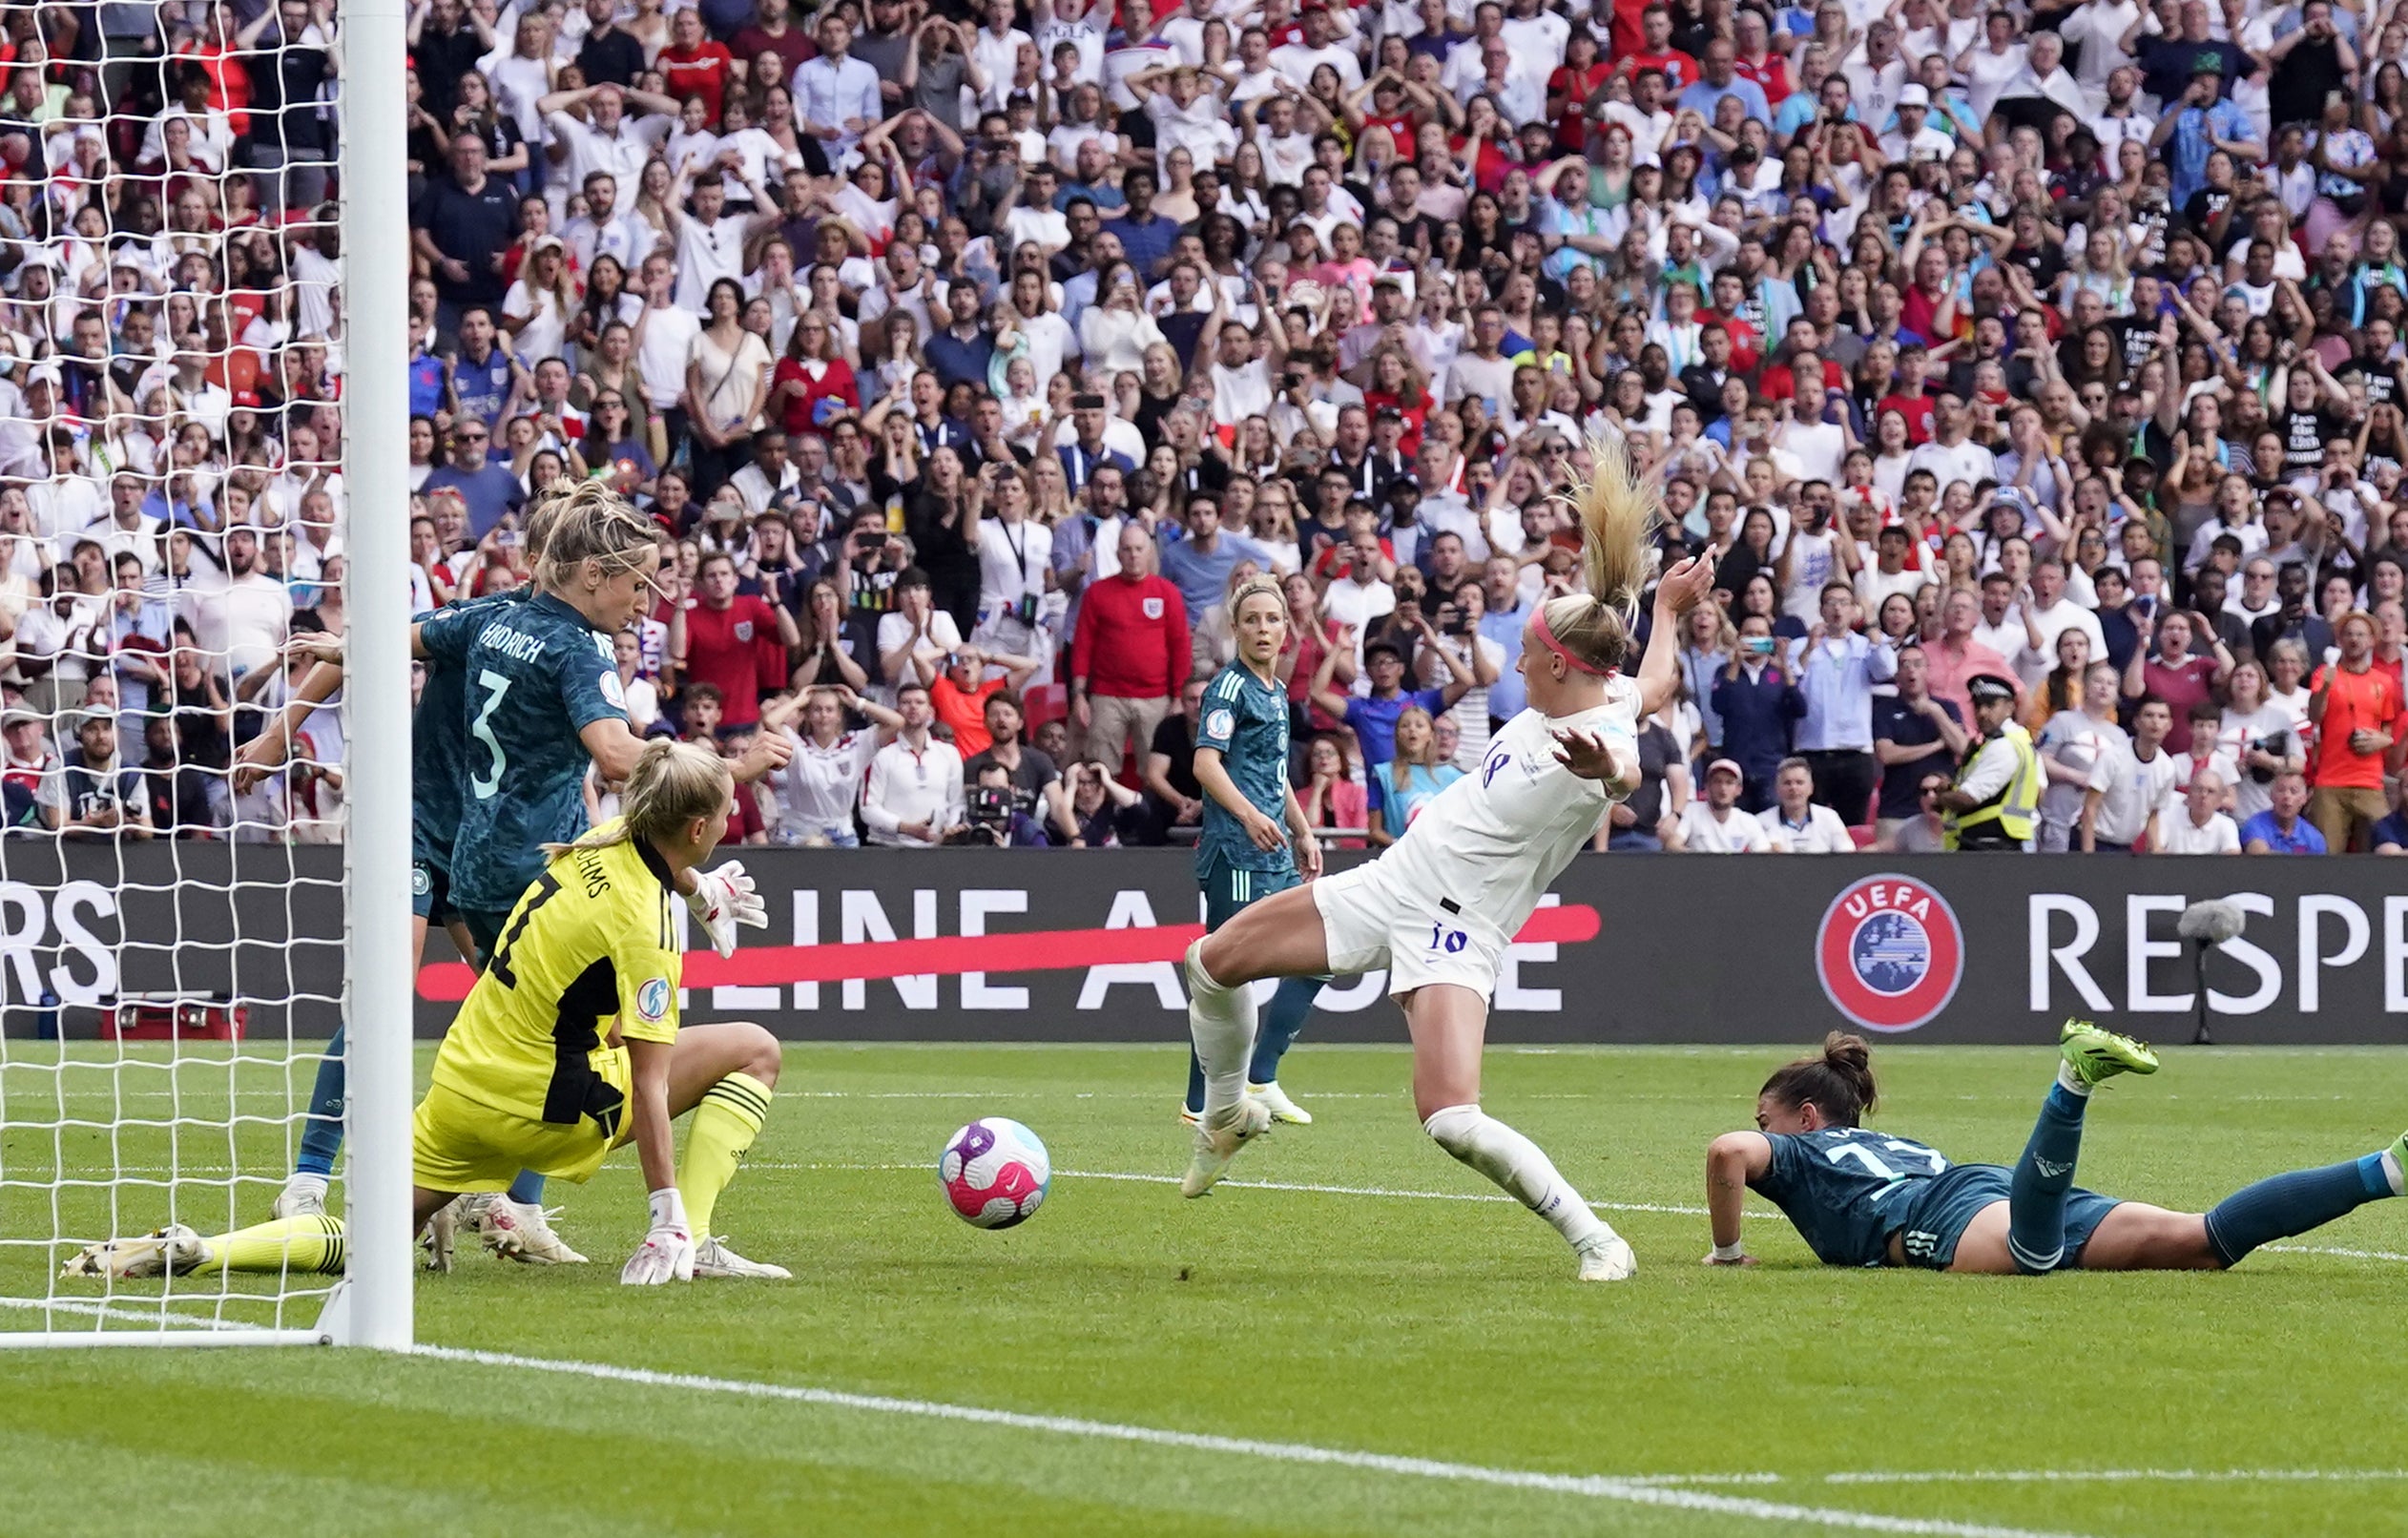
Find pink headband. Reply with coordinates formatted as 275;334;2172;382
1532;606;1613;677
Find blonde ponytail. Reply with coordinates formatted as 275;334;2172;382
1536;434;1664;675
546;738;732;857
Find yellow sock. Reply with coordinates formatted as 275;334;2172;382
678;1071;771;1238
196;1216;346;1276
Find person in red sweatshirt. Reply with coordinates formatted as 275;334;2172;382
1069;521;1190;770
671;550;798;736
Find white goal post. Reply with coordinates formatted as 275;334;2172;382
0;0;410;1347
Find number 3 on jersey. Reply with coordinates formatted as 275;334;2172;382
469;670;512;800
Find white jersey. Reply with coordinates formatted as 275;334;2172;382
1370;691;1637;944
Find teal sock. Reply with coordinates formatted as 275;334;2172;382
1247;977;1322;1086
2204;1155;2396;1266
507;1169;547;1205
2007;1082;2088;1274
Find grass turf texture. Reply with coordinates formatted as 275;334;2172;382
3;1041;2405;1538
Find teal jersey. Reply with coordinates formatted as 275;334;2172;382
1755;1127;1956;1267
411;591;527;871
1194;661;1294;875
419;592;627;914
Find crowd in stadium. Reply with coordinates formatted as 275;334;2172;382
0;0;2406;853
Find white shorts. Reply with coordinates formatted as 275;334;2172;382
1310;863;1508;1003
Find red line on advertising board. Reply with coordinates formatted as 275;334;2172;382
414;904;1605;1001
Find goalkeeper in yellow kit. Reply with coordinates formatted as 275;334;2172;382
68;739;790;1285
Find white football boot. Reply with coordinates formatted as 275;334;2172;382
692;1237;792;1279
1247;1081;1313;1125
62;1224;211;1280
1180;1096;1273;1197
477;1197;590;1264
1574;1234;1638;1282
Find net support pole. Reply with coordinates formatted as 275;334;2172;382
339;0;414;1351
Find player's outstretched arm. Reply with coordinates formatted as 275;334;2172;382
231;636;352;794
620;1038;695;1285
1637;551;1718;718
1704;1132;1772;1266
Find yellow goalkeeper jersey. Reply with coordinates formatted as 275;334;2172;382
430;821;683;1136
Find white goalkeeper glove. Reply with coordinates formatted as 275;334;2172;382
621;1187;695;1285
685;861;767;959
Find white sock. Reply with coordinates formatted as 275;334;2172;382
2056;1062;2092;1097
2381;1147;2404;1197
1185;942;1256;1118
285;1172;328;1198
1422;1104;1609;1250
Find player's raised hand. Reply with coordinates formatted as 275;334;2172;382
1653;550;1719;617
230;727;288;794
621;1189;695;1285
282;631;345;668
734;728;795;783
686;863;766;959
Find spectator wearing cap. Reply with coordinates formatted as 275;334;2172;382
1879;84;1955;162
1069;522;1188;766
1712;613;1804;814
2152;64;2263;211
2241;770;2326;854
1872;645;1968;842
59;710;151;841
1;705;63;833
1309;616;1469;780
1672;758;1774;852
1938;673;2039;851
1760;757;1857;853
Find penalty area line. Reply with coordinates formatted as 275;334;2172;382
405;1344;2079;1538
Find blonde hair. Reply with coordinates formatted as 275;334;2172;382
1541;434;1662;675
536;480;658;592
1226;573;1284;624
1389;705;1442;771
547;738;732;856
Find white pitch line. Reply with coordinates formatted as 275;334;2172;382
406;1344;2078;1538
1823;1469;2408;1486
1056;1166;1720;1216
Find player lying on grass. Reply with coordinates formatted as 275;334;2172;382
68;738;791;1285
1704;1025;2406;1273
236;483;784;1267
1180;437;1715;1281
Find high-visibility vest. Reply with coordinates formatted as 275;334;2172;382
1944;722;2039;850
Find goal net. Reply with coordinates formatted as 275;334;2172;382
0;0;411;1345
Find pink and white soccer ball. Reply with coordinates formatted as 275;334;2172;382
939;1117;1051;1229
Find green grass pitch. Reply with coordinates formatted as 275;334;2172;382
2;1040;2405;1537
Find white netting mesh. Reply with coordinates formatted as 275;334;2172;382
0;8;354;1336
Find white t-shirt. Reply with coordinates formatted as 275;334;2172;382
635;303;702;411
861;736;965;846
1680;800;1774;853
2154;807;2240;854
777;727;882;839
976;515;1052;615
1759;801;1855;852
1372;696;1635;941
2214;703;2295;821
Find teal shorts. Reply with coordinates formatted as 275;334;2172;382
1893;1164;2124;1272
1197;858;1299;929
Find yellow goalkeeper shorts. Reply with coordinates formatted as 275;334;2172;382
409;1047;631;1193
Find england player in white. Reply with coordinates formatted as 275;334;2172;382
1179;440;1715;1280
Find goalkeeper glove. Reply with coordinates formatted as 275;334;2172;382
685;861;767;959
621;1187;695;1285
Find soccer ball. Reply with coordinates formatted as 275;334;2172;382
939;1118;1051;1229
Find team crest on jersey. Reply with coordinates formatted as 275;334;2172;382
1205;708;1235;740
635;977;672;1023
1141;597;1164;620
410;866;431;897
1815;874;1963;1033
734;619;755;643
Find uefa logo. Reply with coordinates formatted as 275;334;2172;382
1815;874;1965;1033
